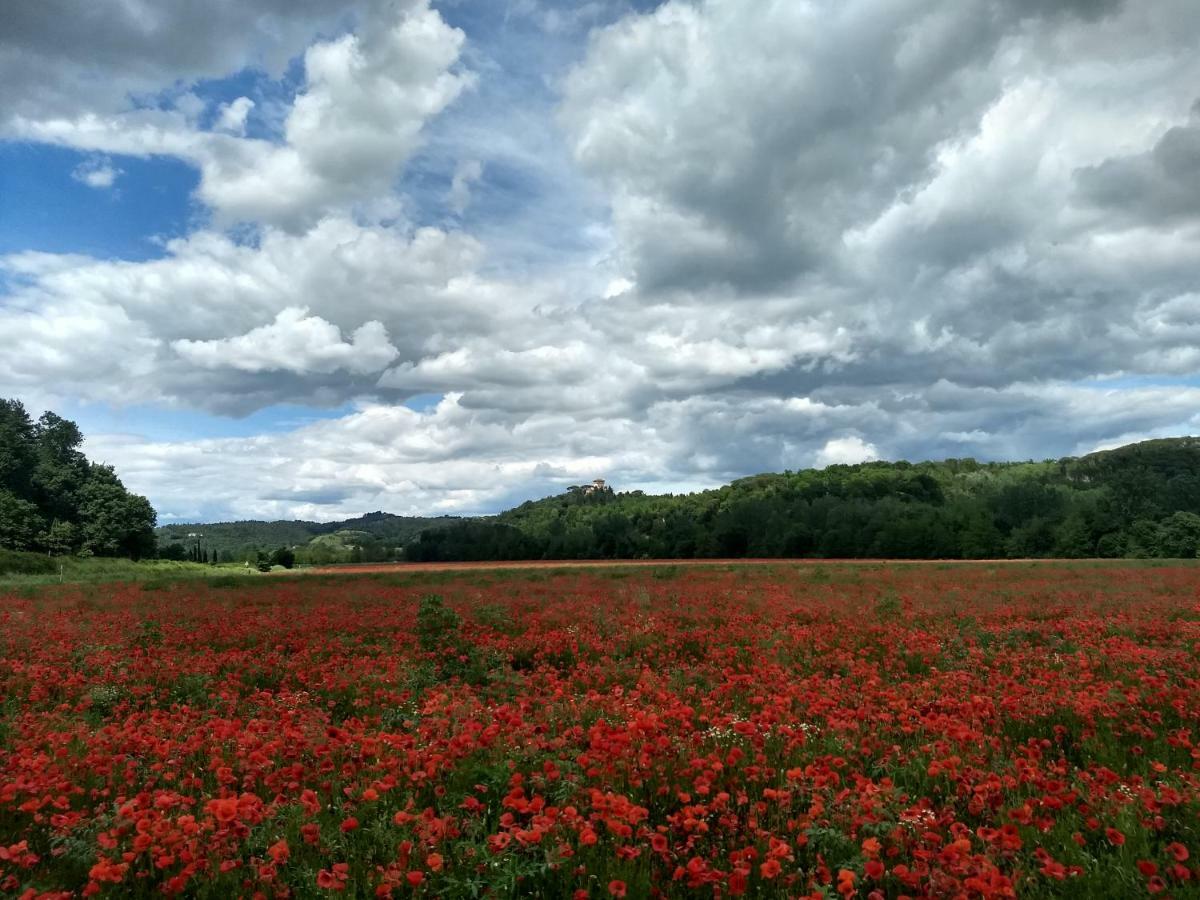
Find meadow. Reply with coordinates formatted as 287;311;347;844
1;562;1197;898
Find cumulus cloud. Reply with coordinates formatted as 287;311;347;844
213;97;255;135
172;307;399;375
5;0;1200;519
815;437;880;468
200;2;471;228
1074;100;1200;225
0;218;514;413
71;157;121;189
83;382;1200;524
556;0;1200;390
10;0;471;229
0;0;384;122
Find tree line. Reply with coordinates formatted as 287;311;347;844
407;439;1200;561
155;512;455;566
6;392;1198;566
0;399;157;558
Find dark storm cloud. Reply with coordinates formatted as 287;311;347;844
0;0;369;119
1075;102;1200;224
563;0;1132;295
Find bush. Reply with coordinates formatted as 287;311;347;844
0;548;57;576
416;594;461;653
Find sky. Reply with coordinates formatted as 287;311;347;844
2;0;1199;524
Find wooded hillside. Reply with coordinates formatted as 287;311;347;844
407;438;1200;561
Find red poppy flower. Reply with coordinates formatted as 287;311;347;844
267;839;289;865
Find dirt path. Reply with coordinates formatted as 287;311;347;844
301;557;1069;576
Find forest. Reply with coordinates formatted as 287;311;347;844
155;511;457;565
7;391;1200;565
0;399;157;559
407;438;1200;561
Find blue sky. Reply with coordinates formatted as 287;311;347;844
2;0;1199;522
0;143;199;261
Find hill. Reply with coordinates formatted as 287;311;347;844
405;437;1200;561
156;512;457;564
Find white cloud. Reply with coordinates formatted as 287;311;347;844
70;156;121;189
81;383;1200;523
0;0;393;122
172;307;399;375
214;97;254;135
201;2;471;228
10;0;471;230
447;159;483;215
0;217;508;413
814;436;880;468
602;276;633;298
5;0;1200;519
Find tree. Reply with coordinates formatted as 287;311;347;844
957;507;1003;559
1053;512;1095;559
41;520;77;556
0;398;159;559
77;465;157;559
30;412;89;524
377;437;1200;563
0;400;36;497
1154;511;1200;559
0;490;43;550
160;542;188;561
270;546;296;569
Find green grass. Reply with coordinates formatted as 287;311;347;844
0;554;258;588
4;552;1197;592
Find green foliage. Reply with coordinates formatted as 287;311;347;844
1153;511;1200;559
874;590;903;620
0;398;157;559
0;554;249;587
159;542;188;561
0;547;57;575
416;594;462;653
415;594;500;685
0;490;44;550
406;521;539;562
156;511;457;565
407;437;1200;562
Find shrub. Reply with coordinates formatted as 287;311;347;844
416;594;461;652
0;548;57;575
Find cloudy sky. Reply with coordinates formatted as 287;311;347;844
2;0;1199;523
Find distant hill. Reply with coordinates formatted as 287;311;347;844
404;438;1200;562
156;512;457;563
164;438;1200;564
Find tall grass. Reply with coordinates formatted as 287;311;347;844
0;549;257;588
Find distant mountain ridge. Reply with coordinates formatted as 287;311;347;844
164;437;1200;563
156;512;457;563
407;436;1200;561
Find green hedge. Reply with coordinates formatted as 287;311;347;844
0;549;57;576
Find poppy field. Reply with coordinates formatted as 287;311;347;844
1;563;1198;898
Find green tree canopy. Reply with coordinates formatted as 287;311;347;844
0;398;157;558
